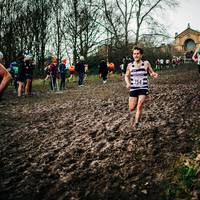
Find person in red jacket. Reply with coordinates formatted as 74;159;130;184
68;64;75;81
108;62;115;74
49;57;58;91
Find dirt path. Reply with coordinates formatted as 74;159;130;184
0;65;200;200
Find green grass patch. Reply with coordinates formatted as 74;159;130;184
160;154;200;199
175;164;196;188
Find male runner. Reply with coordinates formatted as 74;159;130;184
125;47;158;128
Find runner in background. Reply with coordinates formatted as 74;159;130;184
98;59;108;84
120;57;129;79
155;59;160;71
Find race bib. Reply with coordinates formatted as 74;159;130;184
132;76;143;87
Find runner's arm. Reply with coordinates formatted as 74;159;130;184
125;64;131;89
146;61;158;78
0;63;12;95
192;49;198;62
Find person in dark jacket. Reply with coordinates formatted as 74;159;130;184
98;59;108;83
17;54;26;97
75;56;88;86
24;55;34;96
59;58;67;90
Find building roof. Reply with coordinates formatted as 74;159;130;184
175;27;200;39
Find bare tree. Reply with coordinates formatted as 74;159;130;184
115;0;136;46
49;0;71;63
0;0;180;75
0;0;24;60
63;0;79;63
31;0;52;70
134;0;179;45
101;0;137;61
63;0;103;63
0;0;52;71
102;0;123;45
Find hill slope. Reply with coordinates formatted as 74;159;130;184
0;64;200;200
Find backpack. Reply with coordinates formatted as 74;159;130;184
10;62;19;76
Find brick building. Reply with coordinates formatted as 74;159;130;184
173;24;200;58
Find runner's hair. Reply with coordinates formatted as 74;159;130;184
133;47;143;54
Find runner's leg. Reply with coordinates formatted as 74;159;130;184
18;81;24;97
129;97;138;112
25;79;31;95
134;95;146;124
129;97;138;126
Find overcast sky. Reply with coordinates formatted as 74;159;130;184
165;0;200;37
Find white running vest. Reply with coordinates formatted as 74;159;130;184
130;61;148;91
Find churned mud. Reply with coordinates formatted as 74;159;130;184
0;64;200;200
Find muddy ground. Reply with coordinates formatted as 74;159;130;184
0;64;200;200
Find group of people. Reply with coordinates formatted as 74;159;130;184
8;54;35;97
44;56;88;91
1;46;200;129
155;56;183;70
44;56;116;90
0;52;35;98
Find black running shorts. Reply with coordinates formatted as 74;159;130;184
130;89;148;97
